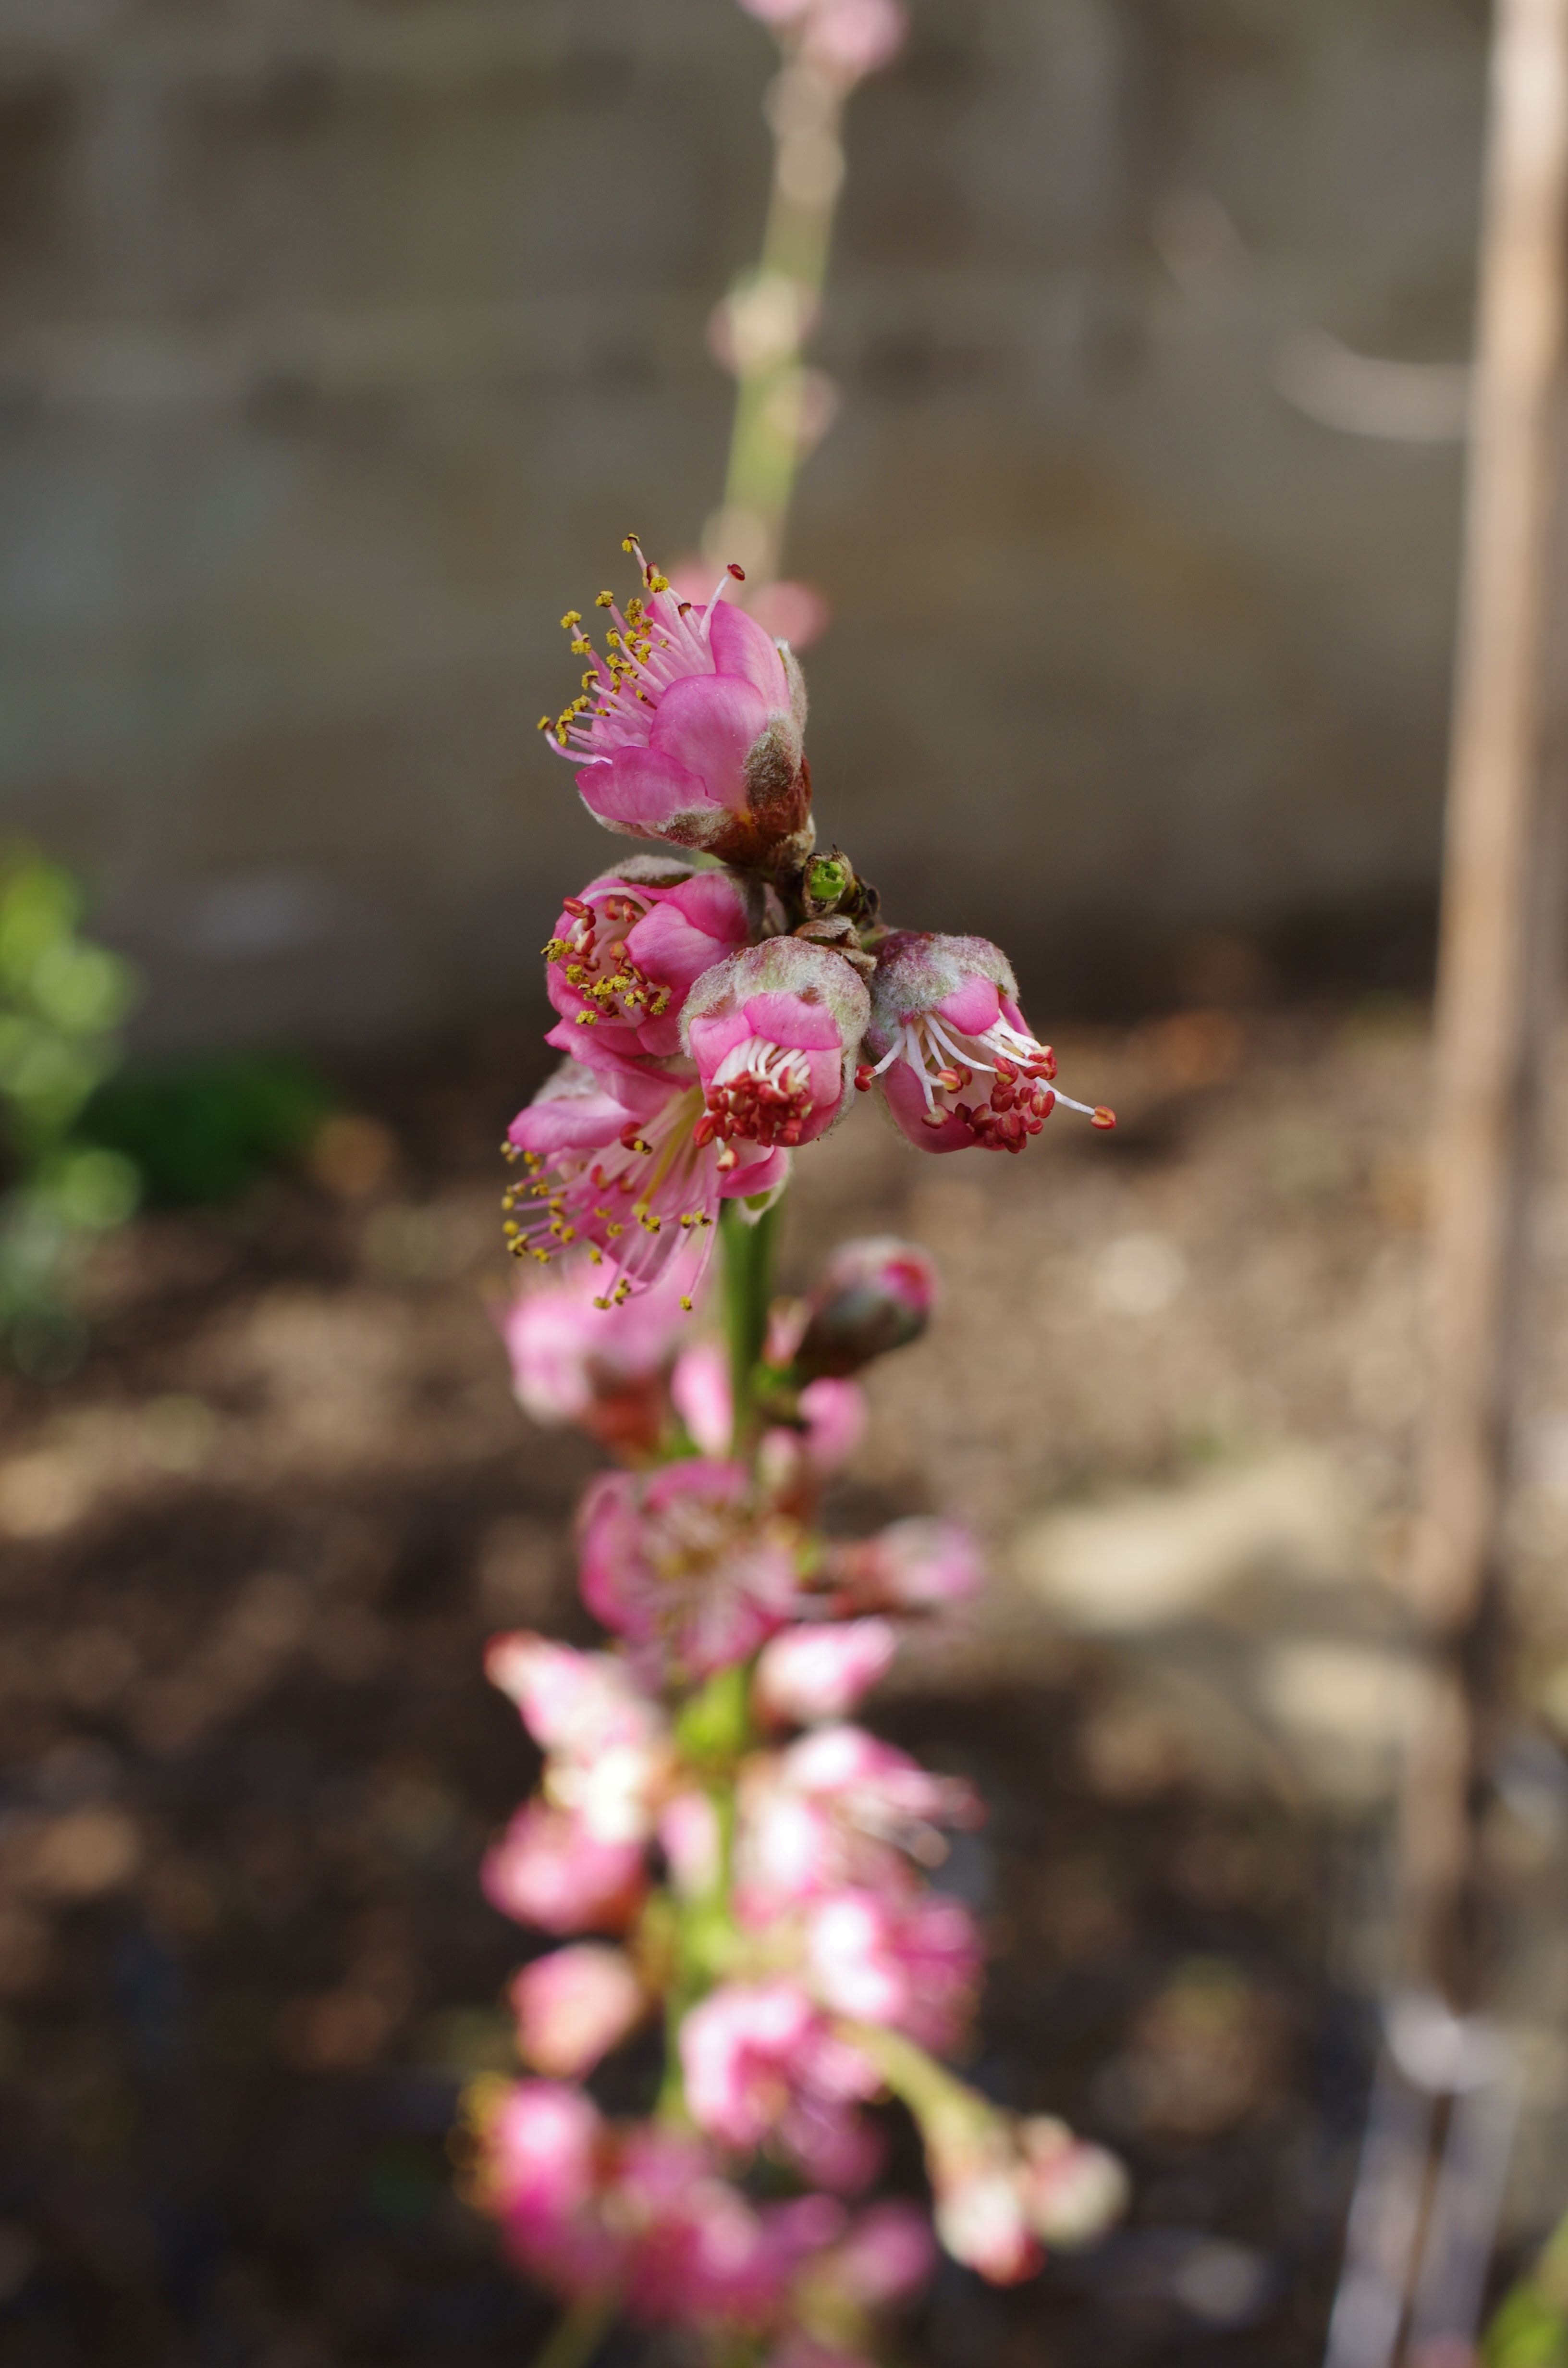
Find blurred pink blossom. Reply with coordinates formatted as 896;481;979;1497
754;1617;897;1725
671;1336;734;1455
831;1516;984;1612
481;1799;647;1935
737;1723;980;1915
680;1978;884;2190
512;1945;646;2078
579;1457;803;1679
806;1887;982;2048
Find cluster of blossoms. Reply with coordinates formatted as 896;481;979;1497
470;542;1123;2364
514;539;1113;1314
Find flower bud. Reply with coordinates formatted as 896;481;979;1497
545;545;813;872
511;1944;646;2079
684;938;870;1153
865;932;1114;1153
794;1235;937;1378
1015;2117;1129;2249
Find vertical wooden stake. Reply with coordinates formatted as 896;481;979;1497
1402;0;1568;2011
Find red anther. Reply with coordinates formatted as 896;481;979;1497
935;1067;963;1091
1091;1106;1117;1131
921;1108;949;1129
716;1144;739;1172
562;897;590;919
1040;1047;1057;1080
727;562;747;581
1041;1088;1056;1117
855;1065;874;1092
992;1058;1018;1083
991;1087;1015;1112
619;1124;649;1152
692;1113;718;1148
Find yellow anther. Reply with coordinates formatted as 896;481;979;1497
571;638;590;656
594;1295;612;1309
650;574;670;593
537;715;552;731
561;610;582;629
595;591;614;608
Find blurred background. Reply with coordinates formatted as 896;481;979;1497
1;0;1484;1040
12;3;1568;2367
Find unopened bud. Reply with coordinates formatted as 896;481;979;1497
796;1235;938;1378
806;852;853;913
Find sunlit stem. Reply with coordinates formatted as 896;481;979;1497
839;2020;1002;2148
533;2290;617;2368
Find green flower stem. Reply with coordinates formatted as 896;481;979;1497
719;1194;782;1455
533;2291;617;2368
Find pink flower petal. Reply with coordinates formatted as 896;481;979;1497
650;674;771;813
708;598;792;707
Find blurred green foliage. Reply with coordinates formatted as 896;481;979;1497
1486;2213;1568;2368
85;1056;335;1208
0;845;140;1374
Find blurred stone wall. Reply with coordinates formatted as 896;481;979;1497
0;0;1485;1049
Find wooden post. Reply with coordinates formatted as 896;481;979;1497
1402;0;1568;2015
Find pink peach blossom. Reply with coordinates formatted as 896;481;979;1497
579;1457;802;1679
502;1249;696;1439
827;2199;938;2306
673;1346;866;1483
680;1979;884;2190
806;1887;982;2048
544;548;811;870
506;1050;786;1301
544;857;759;1061
685;939;870;1154
483;2080;624;2296
866;932;1114;1153
754;1618;898;1726
671;1336;735;1455
511;1944;646;2078
484;1630;663;1764
831;1517;984;1612
736;1724;980;1914
481;1799;647;1935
